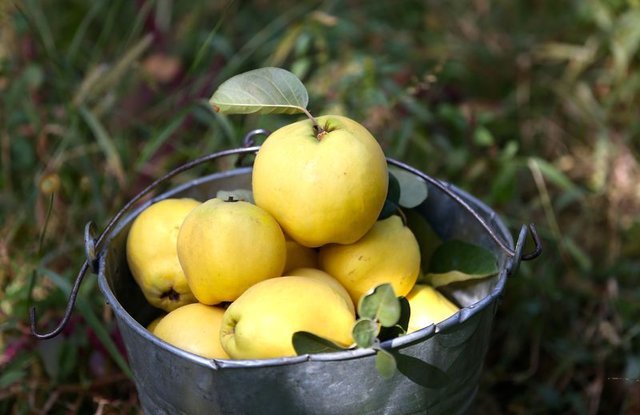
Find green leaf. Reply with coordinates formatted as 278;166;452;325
387;171;401;203
36;336;64;380
0;352;31;389
491;162;518;205
210;67;309;115
352;318;379;348
396;296;411;333
135;114;187;171
563;236;592;271
79;106;125;185
358;283;401;327
23;64;44;89
404;209;442;278
379;296;411;341
389;168;428;209
378;199;399;221
292;331;348;355
375;348;397;379
425;240;499;287
0;369;26;389
528;157;579;193
393;352;450;388
378;172;401;220
473;125;494;146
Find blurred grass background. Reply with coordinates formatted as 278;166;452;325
1;0;639;413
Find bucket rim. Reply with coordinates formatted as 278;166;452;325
98;163;513;369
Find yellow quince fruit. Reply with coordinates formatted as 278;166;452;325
177;198;286;305
283;236;318;274
319;215;421;305
286;267;355;315
152;303;229;359
220;276;355;359
126;198;200;312
146;315;165;332
405;284;459;333
252;115;388;247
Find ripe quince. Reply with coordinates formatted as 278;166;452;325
283;236;318;274
286;267;355;315
252;115;388;247
220;276;355;359
319;215;421;305
405;284;459;333
177;198;286;305
152;303;229;359
126;198;200;312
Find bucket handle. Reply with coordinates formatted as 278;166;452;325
30;129;541;340
29;131;269;340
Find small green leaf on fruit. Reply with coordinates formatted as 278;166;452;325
379;297;411;341
404;209;442;277
352;318;379;348
375;348;397;379
210;67;309;115
292;331;348;355
358;283;401;327
378;172;401;220
425;240;499;287
387;171;401;204
378;199;399;221
216;189;254;203
389;168;428;208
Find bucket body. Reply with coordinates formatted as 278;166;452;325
98;166;513;415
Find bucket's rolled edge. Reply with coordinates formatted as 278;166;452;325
382;320;439;349
212;347;378;369
98;234;508;370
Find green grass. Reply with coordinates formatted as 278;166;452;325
1;0;639;413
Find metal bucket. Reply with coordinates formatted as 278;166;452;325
31;140;540;415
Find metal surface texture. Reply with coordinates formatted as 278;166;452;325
97;165;519;415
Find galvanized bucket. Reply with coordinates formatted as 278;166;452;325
31;134;541;415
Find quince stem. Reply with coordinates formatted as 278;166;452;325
301;107;325;140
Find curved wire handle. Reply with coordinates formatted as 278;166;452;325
31;129;541;340
30;131;269;339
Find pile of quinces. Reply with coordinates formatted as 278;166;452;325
126;115;459;360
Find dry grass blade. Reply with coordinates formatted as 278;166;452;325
79;106;126;187
72;34;154;107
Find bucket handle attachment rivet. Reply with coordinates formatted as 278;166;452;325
29;129;542;340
